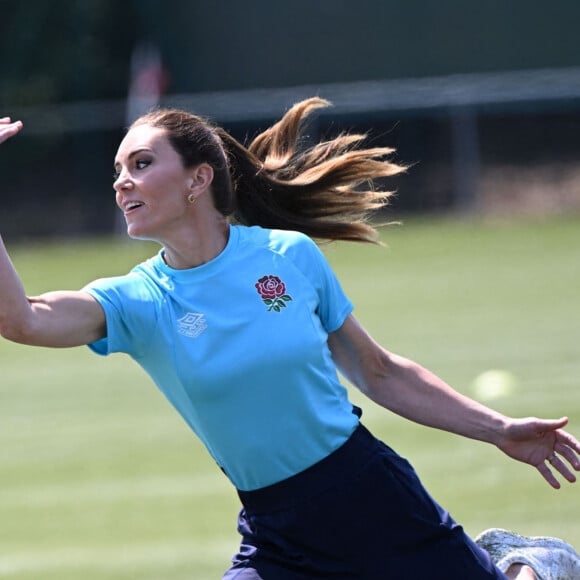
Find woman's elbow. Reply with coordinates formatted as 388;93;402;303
356;352;394;398
0;317;37;345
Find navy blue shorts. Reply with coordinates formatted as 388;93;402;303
223;423;506;579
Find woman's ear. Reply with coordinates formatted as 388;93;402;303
188;163;214;194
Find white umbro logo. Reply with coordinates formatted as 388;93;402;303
177;312;207;338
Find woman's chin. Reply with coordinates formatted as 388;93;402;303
126;225;151;241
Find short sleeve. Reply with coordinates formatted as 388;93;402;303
281;232;353;332
82;273;158;358
307;241;353;332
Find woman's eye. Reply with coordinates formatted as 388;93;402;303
136;159;151;170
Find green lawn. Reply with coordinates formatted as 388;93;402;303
1;215;579;578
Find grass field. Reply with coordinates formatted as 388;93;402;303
1;215;579;579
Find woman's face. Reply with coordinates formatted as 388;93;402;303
113;124;194;240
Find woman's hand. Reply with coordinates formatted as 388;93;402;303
497;416;580;489
0;117;23;144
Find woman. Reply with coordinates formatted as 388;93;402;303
1;104;579;579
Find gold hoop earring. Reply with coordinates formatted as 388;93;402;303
187;193;197;204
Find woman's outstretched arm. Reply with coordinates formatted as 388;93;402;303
0;118;106;348
328;314;580;489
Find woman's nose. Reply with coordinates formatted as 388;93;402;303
114;173;133;191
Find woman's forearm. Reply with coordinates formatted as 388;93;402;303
329;315;510;445
362;350;508;445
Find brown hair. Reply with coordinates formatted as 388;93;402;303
131;98;405;243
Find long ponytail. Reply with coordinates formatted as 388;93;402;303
133;98;405;243
219;98;404;243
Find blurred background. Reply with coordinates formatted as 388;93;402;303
1;2;580;579
1;0;580;238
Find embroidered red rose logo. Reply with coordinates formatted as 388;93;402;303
255;275;292;312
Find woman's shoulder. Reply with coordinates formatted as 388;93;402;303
235;226;331;284
84;253;165;298
236;224;315;254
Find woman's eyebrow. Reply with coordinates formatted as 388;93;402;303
114;147;153;168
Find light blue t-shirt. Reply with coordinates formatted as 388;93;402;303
84;225;357;491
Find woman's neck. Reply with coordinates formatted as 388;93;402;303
161;217;230;270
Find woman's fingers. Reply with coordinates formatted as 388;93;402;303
0;119;23;144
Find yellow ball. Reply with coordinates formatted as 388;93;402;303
471;369;517;401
